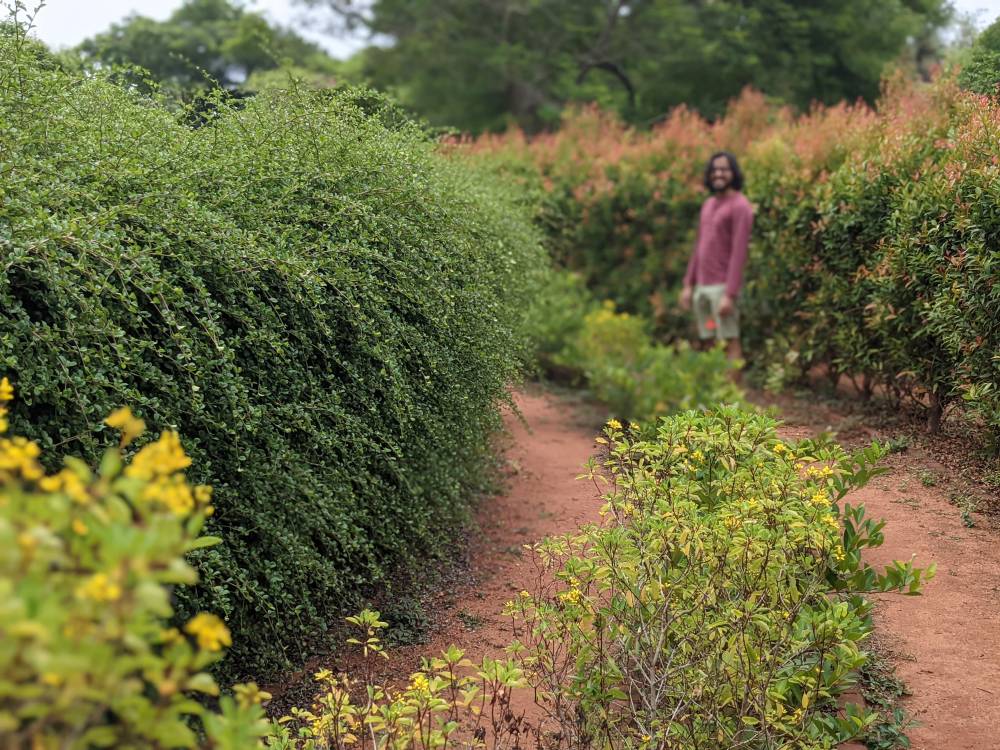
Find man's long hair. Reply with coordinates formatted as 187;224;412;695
703;151;744;193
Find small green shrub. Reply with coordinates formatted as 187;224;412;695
266;611;527;750
958;17;1000;95
561;301;741;421
523;269;598;376
506;408;933;749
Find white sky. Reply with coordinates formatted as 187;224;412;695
20;0;1000;59
21;0;358;57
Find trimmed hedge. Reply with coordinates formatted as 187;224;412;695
0;30;545;676
471;77;1000;444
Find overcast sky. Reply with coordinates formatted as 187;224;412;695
23;0;356;57
21;0;1000;59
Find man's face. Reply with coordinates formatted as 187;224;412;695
709;156;734;192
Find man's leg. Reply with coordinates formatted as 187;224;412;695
725;337;743;363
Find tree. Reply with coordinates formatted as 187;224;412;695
301;0;952;132
78;0;339;94
958;14;1000;94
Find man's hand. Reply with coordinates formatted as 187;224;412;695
679;286;693;311
718;294;735;317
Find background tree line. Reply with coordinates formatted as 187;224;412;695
60;0;1000;131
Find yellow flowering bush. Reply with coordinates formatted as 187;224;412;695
505;407;934;750
0;383;271;748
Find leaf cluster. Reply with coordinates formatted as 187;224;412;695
0;392;272;749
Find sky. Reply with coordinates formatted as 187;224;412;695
22;0;359;57
20;0;1000;59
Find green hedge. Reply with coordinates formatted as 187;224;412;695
0;30;545;676
473;79;1000;445
743;77;999;434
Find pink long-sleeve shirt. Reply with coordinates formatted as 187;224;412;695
683;191;754;298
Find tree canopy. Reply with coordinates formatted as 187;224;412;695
958;13;1000;94
306;0;952;132
78;0;339;93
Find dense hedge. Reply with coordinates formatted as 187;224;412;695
0;30;545;676
470;78;1000;444
744;76;999;435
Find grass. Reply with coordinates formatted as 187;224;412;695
948;491;979;528
457;610;485;631
885;435;911;454
859;644;915;750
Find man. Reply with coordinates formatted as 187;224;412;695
679;151;753;364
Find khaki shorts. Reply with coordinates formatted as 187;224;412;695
693;284;740;340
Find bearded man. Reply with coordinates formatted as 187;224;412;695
679;151;753;364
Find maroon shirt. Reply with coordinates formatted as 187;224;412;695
683;191;754;298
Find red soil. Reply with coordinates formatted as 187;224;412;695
367;386;604;675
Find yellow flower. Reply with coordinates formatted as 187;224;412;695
17;530;37;553
621;501;636;516
125;431;192;481
823;514;840;531
314;668;334;682
607;418;623;430
559;588;582;605
41;672;63;687
773;442;787;454
0;377;14;402
76;572;122;602
820;466;834;477
724;516;741;530
194;484;213;506
105;406;146;446
408;672;430;693
234;682;272;708
56;469;90;505
185;613;232;652
809;491;829;508
833;546;846;562
519;590;531;598
141;474;195;516
71;518;89;535
0;435;43;481
691;449;704;462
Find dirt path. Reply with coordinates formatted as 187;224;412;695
369;386;603;675
266;386;604;714
772;394;1000;750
